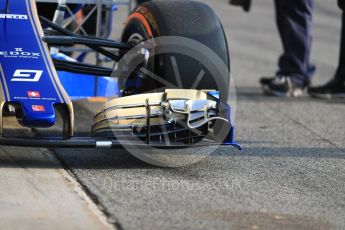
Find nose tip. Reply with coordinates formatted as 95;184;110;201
17;103;56;128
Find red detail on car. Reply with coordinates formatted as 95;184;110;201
27;91;41;98
32;105;45;112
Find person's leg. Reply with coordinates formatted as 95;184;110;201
277;0;314;86
335;12;345;82
259;0;289;86
261;0;314;97
308;9;345;98
275;0;290;77
275;0;286;57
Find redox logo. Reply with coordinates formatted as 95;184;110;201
0;48;40;59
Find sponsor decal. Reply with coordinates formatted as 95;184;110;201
0;14;28;20
32;105;45;112
14;96;57;101
0;48;40;59
27;91;41;98
11;69;43;82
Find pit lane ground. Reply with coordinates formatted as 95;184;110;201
1;0;345;229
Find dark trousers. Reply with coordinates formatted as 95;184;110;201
335;12;345;82
136;0;150;4
275;0;315;86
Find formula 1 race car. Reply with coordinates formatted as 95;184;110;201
0;0;240;165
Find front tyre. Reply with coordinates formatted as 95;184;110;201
121;0;230;100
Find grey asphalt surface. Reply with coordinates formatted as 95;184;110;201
53;0;345;229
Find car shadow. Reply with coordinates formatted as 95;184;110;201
0;88;343;169
1;145;344;169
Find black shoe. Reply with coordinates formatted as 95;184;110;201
308;79;345;99
260;75;284;94
229;0;252;12
260;75;277;86
263;76;306;97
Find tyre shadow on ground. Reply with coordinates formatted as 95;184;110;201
1;146;343;169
